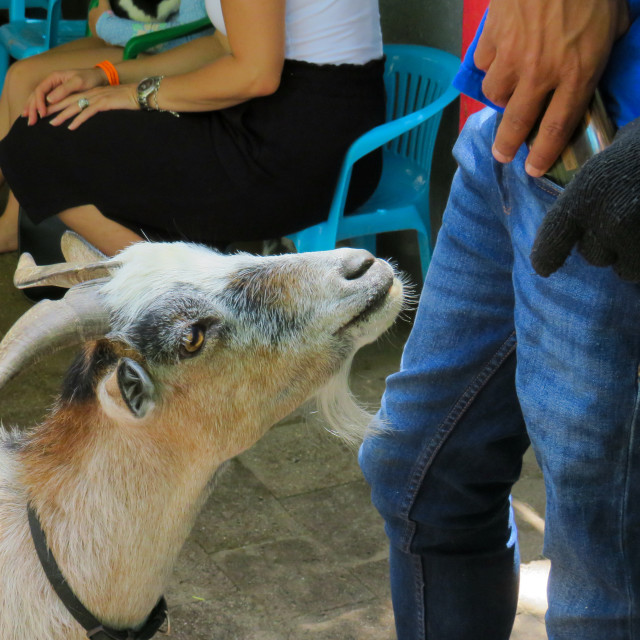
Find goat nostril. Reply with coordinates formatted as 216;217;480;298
342;252;376;280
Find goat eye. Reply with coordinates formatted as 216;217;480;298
181;325;205;355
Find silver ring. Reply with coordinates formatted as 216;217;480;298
77;97;90;111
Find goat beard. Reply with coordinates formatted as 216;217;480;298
314;354;379;447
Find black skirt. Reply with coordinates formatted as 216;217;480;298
0;58;385;246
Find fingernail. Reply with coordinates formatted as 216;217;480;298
525;162;544;178
492;145;512;164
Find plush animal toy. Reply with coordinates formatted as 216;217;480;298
110;0;180;22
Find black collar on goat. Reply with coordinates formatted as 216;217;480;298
28;504;168;640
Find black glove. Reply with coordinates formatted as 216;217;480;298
530;116;640;281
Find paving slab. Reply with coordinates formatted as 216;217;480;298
213;537;375;617
291;601;397;640
238;421;364;498
168;596;280;640
191;459;305;555
279;479;389;566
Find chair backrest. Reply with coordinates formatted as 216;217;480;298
5;0;49;18
7;0;62;47
382;44;460;179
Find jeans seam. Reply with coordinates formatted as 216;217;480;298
399;331;518;551
532;176;563;198
621;365;640;638
411;552;426;640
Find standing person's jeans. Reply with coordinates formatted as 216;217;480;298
359;108;640;640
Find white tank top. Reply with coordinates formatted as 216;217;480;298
204;0;383;65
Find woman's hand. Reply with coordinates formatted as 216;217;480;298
46;84;140;130
23;68;108;124
88;0;112;38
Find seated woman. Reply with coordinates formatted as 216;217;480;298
0;0;386;256
0;0;212;252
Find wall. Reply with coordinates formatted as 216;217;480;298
380;0;462;56
377;0;463;280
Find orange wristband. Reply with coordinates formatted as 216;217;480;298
94;60;119;86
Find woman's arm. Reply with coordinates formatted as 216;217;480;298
24;32;229;122
152;0;285;106
112;26;232;81
123;0;286;109
31;0;286;127
109;0;285;102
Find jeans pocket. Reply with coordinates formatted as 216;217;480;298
531;175;565;200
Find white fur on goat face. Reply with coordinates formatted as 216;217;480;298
94;243;403;458
102;243;399;345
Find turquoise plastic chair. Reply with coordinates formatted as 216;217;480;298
0;0;87;91
286;44;461;279
0;0;48;10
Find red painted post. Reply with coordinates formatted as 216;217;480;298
460;0;489;130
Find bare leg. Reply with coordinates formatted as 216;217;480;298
0;38;125;252
59;206;144;257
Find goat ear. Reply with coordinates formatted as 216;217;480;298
13;252;117;290
61;231;107;264
14;231;120;290
116;358;156;419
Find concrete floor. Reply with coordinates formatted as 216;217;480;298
0;248;548;639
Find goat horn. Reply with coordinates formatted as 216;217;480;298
0;281;111;391
13;252;119;290
61;231;108;265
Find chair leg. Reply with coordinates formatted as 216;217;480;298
287;227;337;253
0;49;10;93
347;235;377;255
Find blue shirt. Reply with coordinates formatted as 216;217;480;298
454;2;640;127
95;0;213;53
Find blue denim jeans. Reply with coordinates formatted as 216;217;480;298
359;108;640;640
